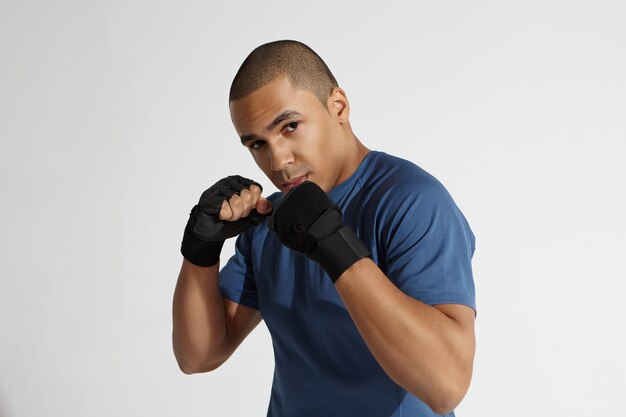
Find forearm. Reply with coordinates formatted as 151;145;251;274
335;258;475;414
172;259;228;373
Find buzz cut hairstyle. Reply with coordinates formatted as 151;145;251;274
229;40;339;108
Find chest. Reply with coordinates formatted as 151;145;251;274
257;232;340;301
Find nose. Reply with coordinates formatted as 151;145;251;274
268;139;294;172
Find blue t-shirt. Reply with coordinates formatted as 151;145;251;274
219;150;476;417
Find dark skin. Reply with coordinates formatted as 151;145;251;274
172;76;475;414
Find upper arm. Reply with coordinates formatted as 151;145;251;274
221;298;262;356
379;177;476;311
433;303;476;373
433;304;475;337
215;228;263;364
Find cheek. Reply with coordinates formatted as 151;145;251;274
251;152;270;172
308;123;339;162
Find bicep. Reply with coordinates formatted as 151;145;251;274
434;304;475;330
223;298;262;352
433;303;476;358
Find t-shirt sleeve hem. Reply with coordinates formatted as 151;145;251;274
219;287;260;310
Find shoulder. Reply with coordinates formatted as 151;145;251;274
363;152;473;246
363;151;454;213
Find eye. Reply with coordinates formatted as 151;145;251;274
283;121;299;133
249;140;265;150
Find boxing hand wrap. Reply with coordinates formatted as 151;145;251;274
270;181;371;282
181;175;268;267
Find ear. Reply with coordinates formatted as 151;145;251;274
327;87;350;124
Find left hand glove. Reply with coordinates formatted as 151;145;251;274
270;181;371;283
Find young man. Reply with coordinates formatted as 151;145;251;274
173;40;476;417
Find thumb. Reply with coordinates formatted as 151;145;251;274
257;197;273;214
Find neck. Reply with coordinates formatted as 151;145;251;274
345;123;371;165
334;129;370;187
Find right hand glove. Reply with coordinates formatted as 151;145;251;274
181;175;271;267
270;181;370;282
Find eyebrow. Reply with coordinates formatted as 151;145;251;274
267;110;301;130
240;110;302;145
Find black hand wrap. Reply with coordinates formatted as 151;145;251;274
270;181;371;282
181;175;267;267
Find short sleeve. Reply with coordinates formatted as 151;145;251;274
377;176;476;313
219;228;260;310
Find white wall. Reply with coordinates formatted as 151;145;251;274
1;1;625;416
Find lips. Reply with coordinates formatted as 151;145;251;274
282;175;308;191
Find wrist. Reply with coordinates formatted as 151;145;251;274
180;224;225;267
308;225;371;283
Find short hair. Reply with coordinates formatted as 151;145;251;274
229;40;338;106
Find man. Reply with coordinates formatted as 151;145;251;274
173;40;476;417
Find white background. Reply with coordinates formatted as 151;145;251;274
1;1;625;416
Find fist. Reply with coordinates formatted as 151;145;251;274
218;182;272;222
270;181;341;254
181;175;273;267
270;181;370;282
192;175;273;242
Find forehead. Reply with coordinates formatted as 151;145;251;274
229;76;324;134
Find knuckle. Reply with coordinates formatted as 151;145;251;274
229;194;243;208
230;202;243;219
239;189;253;203
219;203;232;220
249;184;261;195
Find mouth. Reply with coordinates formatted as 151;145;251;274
282;175;309;192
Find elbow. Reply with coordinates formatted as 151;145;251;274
428;396;461;416
176;357;223;375
177;364;214;375
399;369;471;415
173;343;225;375
423;378;471;415
178;362;198;375
420;389;462;415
